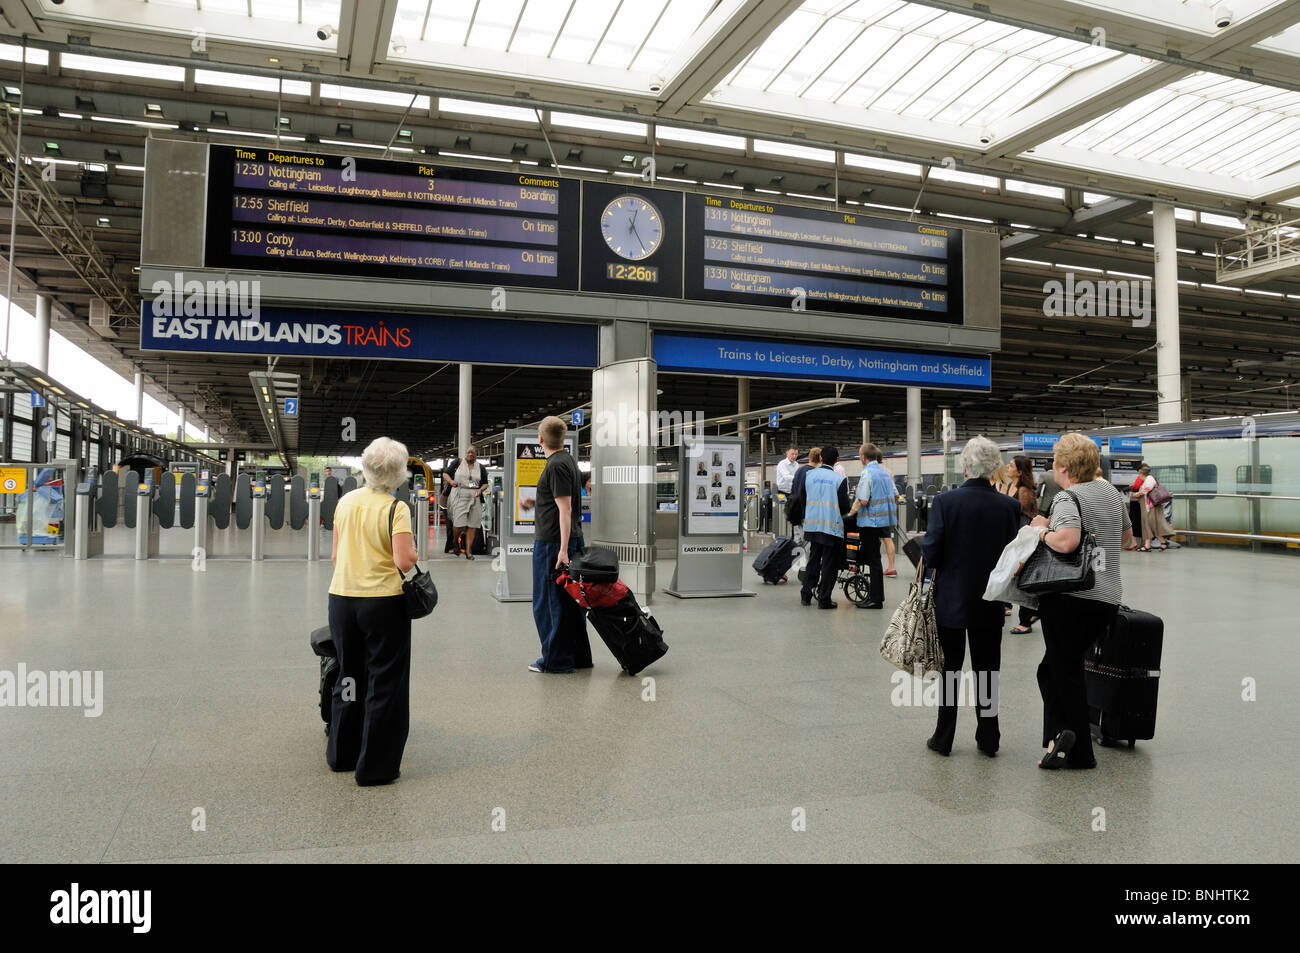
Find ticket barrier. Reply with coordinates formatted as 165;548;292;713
414;480;431;561
134;470;160;560
72;466;103;559
307;478;322;561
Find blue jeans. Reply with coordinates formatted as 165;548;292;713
532;537;589;672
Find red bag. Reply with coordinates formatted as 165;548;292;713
556;570;629;609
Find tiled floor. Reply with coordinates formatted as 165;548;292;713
1;545;1295;863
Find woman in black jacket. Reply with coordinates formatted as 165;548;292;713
919;436;1021;757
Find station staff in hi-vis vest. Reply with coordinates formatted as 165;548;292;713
799;446;852;610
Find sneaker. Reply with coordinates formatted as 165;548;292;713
1166;541;1181;549
528;660;544;673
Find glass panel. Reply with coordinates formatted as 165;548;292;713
467;0;528;51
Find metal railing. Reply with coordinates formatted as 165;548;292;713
1216;216;1300;283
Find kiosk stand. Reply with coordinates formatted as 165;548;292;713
665;436;754;599
493;428;578;602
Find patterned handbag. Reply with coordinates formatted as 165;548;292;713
879;558;944;674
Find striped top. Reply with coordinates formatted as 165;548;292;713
1047;479;1132;604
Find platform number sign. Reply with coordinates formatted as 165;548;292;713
572;408;584;427
284;397;298;418
768;412;779;429
30;390;45;408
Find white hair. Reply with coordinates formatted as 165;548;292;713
959;435;1003;480
361;436;409;494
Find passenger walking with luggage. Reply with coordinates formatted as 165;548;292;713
1030;433;1132;769
1002;455;1041;634
918;436;1020;756
846;443;895;609
798;446;852;609
528;416;592;673
326;436;419;786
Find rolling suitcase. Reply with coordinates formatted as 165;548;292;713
309;625;338;733
586;592;668;677
1085;605;1162;747
753;535;798;584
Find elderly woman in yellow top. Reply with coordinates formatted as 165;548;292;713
327;436;418;786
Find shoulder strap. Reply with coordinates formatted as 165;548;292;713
1060;487;1089;535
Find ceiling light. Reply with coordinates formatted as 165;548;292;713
391;36;407;56
316;25;336;42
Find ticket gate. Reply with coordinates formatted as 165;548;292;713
134;470;160;560
72;466;104;559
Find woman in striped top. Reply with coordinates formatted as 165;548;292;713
1028;433;1133;770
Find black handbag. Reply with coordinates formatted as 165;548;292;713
1018;489;1098;595
567;546;619;583
388;500;438;619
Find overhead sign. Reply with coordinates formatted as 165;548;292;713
284;397;299;418
30;391;45;409
654;332;991;392
572;408;584;427
768;411;779;428
205;145;580;290
685;192;962;324
141;305;599;368
1109;436;1142;454
1022;433;1059;453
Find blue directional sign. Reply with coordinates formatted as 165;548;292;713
572;408;584;427
30;390;45;408
768;412;779;428
1022;433;1058;453
284;397;298;417
1109;436;1142;454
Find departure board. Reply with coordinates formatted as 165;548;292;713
683;193;963;323
204;145;580;289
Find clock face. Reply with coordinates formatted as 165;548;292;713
600;195;663;261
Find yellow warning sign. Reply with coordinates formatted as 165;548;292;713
0;467;26;494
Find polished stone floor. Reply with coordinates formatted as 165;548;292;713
1;543;1294;863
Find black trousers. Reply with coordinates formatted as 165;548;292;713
931;618;1002;752
327;593;411;784
1017;605;1037;627
800;537;843;607
1036;593;1118;767
855;526;885;604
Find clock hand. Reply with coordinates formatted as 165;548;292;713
630;222;647;253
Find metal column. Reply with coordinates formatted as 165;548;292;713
1153;203;1183;424
737;378;749;463
458;364;472;455
906;387;922;492
134;370;144;425
34;295;51;373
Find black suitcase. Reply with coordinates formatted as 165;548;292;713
309;625;338;733
587;593;668;676
753;535;798;584
1085;605;1162;747
566;546;620;583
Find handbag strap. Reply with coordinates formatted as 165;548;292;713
387;499;417;581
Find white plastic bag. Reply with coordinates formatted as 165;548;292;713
983;525;1042;609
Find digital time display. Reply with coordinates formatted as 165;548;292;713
606;263;659;282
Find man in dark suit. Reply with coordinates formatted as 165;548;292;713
919;436;1021;756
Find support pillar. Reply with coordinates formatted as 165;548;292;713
177;405;186;442
458;364;472;455
1153;203;1183;424
736;377;749;464
34;295;51;373
134;370;144;425
906;387;922;491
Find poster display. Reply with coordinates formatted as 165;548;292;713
683;439;743;536
511;433;547;533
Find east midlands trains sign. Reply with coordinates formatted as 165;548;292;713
140;303;597;368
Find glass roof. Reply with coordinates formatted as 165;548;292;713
391;0;728;78
718;0;1123;129
145;0;340;24
1051;73;1300;180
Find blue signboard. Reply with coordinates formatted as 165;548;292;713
1022;433;1059;453
141;304;599;368
572;408;584;427
653;332;991;392
284;397;299;418
1109;436;1142;454
768;411;779;428
30;390;45;408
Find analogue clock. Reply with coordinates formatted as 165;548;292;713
600;195;663;261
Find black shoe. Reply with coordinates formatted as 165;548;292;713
857;601;883;609
818;600;838;609
978;744;998;758
800;596;812;606
926;736;951;756
356;771;400;786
